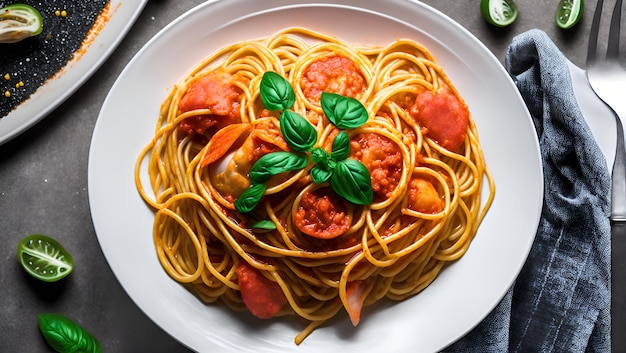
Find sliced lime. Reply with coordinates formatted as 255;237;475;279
17;234;74;282
556;0;584;29
0;4;43;43
481;0;519;27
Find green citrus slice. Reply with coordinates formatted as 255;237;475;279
17;234;74;282
0;4;43;43
556;0;584;29
481;0;519;27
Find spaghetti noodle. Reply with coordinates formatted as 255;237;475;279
135;27;495;344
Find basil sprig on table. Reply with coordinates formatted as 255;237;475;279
38;313;102;353
234;71;373;216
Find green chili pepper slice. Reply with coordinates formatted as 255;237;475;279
556;0;584;29
0;4;43;43
480;0;519;27
17;234;74;282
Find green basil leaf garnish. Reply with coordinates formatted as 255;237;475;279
38;313;102;353
252;219;277;230
310;147;328;163
249;151;309;184
241;72;375;213
321;92;369;129
260;71;295;111
280;110;317;152
310;165;333;184
310;147;331;166
331;130;351;161
235;184;267;214
330;159;373;205
310;148;335;184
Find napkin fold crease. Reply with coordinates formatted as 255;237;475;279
443;29;611;353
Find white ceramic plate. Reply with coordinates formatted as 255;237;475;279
0;0;148;145
89;1;543;352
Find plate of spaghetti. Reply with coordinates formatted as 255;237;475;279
89;1;542;352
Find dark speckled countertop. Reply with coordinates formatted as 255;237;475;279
0;1;616;352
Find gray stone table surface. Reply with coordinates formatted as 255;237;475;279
0;0;612;352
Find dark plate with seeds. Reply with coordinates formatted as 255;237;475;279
0;0;147;145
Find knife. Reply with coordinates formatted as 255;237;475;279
612;123;626;351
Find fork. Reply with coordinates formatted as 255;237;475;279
586;0;626;350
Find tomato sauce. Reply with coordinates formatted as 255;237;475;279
301;56;366;102
248;137;282;165
294;187;350;239
178;71;242;136
236;262;287;319
409;90;468;152
350;133;403;202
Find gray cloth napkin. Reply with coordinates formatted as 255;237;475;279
443;29;611;353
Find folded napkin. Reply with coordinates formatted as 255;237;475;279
443;29;611;353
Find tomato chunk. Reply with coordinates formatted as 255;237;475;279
178;71;242;135
409;90;468;152
236;262;287;319
301;56;366;102
294;187;351;239
350;133;403;202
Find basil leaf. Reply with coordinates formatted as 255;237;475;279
260;71;295;111
309;147;325;162
330;159;373;205
331;131;351;161
310;147;330;165
235;184;267;213
38;313;102;353
249;151;309;184
252;219;277;230
280;110;317;152
311;165;333;184
310;148;335;184
321;92;369;129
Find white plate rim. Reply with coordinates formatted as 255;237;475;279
88;1;543;352
0;0;148;145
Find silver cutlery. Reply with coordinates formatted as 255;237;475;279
586;0;626;350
